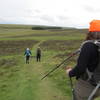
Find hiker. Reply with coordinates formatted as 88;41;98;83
66;20;100;100
36;47;41;62
24;48;32;64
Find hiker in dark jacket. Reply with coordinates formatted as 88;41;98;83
66;20;100;100
36;47;41;62
24;48;32;64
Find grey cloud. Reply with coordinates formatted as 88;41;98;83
34;9;42;13
39;15;56;23
84;5;100;13
57;16;69;20
25;9;42;14
0;17;9;24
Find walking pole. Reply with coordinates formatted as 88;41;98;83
41;49;80;80
88;82;100;100
69;77;77;100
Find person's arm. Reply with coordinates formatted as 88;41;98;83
24;51;26;55
68;42;97;78
40;49;41;55
29;51;32;55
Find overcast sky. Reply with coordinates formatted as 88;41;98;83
0;0;100;28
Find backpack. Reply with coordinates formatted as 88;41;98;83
25;50;31;56
80;40;100;86
90;40;100;85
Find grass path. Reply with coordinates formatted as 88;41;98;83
28;41;67;100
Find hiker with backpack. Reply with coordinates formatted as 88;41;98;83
66;20;100;100
36;47;41;62
24;48;32;64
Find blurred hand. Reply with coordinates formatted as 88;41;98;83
65;66;72;75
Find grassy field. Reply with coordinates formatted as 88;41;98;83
0;24;99;100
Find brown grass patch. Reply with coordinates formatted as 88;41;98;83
0;40;38;56
39;40;83;51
